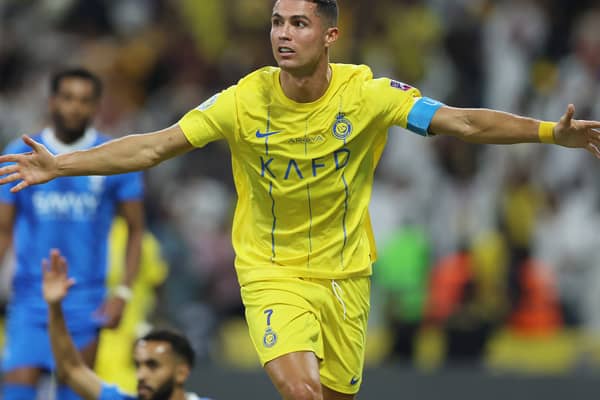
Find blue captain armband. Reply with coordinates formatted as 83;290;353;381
406;97;444;136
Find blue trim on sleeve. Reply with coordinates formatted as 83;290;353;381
407;97;444;136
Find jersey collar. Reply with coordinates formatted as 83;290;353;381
274;64;339;109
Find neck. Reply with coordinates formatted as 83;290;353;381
279;58;332;103
170;388;188;400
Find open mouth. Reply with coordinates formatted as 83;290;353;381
278;47;295;55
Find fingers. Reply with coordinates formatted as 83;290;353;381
42;258;50;274
47;249;68;274
22;135;42;151
0;158;26;191
10;180;29;193
577;122;600;130
0;173;21;186
96;302;107;314
589;133;600;147
0;173;22;185
102;305;124;329
50;249;61;273
586;143;600;159
60;256;68;275
0;164;19;176
0;150;34;165
0;154;20;164
560;104;576;127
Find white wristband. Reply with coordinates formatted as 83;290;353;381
113;285;133;301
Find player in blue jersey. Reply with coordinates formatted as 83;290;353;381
42;249;211;400
1;1;600;399
0;68;145;400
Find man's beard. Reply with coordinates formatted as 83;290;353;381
51;112;90;143
147;378;176;400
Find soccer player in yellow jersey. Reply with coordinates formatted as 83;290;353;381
1;0;600;399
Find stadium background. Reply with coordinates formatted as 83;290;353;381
1;0;600;398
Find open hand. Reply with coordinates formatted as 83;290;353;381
553;104;600;157
42;249;75;305
0;135;58;193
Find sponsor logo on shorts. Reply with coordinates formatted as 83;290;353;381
350;376;360;385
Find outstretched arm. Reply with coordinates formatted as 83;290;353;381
429;104;600;157
0;124;194;193
43;249;103;400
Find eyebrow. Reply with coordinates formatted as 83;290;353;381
272;12;311;21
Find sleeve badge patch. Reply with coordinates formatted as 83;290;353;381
390;80;413;91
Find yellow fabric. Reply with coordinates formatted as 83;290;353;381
179;64;422;286
95;218;168;393
241;276;370;394
538;121;556;144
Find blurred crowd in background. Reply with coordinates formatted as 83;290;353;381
2;0;600;382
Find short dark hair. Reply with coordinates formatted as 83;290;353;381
309;0;338;26
50;67;103;99
138;329;196;368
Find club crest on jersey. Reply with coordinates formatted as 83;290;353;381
332;113;353;140
263;327;278;348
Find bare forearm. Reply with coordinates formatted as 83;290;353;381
55;125;193;178
431;107;541;144
48;302;102;399
119;201;145;288
123;228;143;287
48;303;85;377
56;133;164;177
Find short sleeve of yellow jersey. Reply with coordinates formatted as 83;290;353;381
362;78;443;136
178;85;236;148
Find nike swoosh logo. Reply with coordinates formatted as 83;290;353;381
350;377;360;385
256;129;282;138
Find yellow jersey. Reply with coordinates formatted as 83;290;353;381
179;63;441;285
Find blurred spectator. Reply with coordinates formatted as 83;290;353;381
373;225;430;363
482;0;549;112
425;251;493;364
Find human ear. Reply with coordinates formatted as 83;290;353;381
324;27;339;48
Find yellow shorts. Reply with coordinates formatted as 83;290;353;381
241;276;370;395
